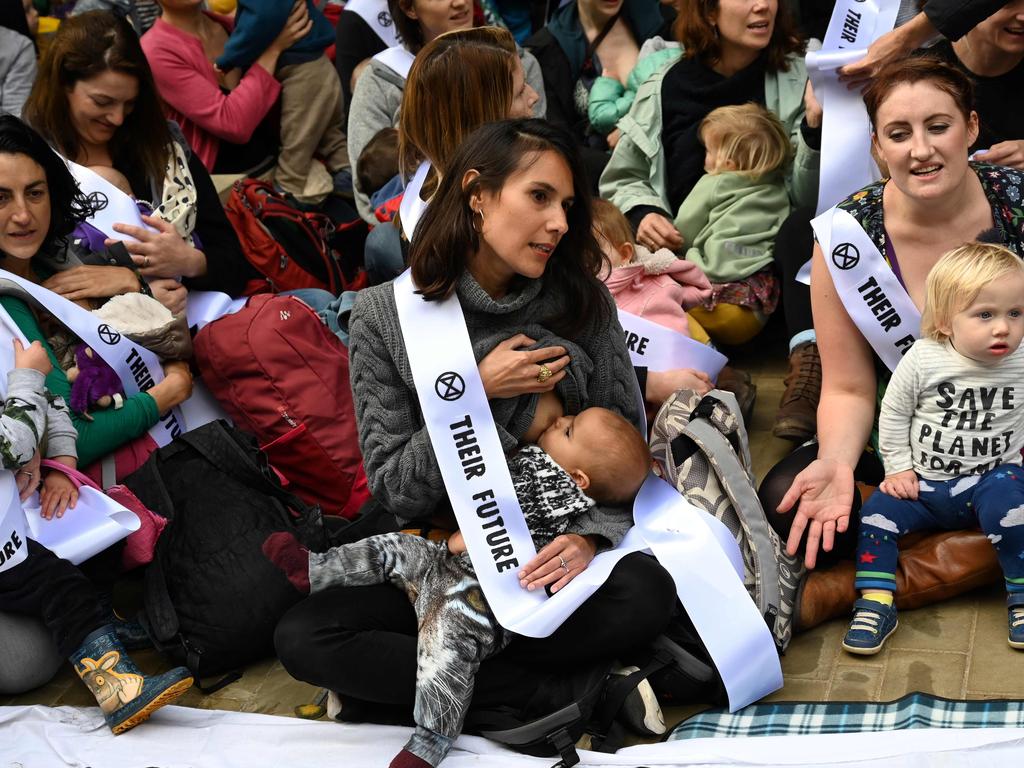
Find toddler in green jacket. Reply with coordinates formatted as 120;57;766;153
673;103;792;286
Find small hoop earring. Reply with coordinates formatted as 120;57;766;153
472;206;485;234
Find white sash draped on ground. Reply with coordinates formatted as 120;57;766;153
344;0;399;48
399;161;432;241
805;0;899;215
372;44;415;79
393;270;781;710
0;270;184;447
22;487;139;566
812;207;919;371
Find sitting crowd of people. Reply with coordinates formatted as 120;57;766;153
2;0;1024;764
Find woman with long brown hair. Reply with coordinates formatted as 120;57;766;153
275;118;676;739
361;26;539;284
23;11;256;311
348;0;545;224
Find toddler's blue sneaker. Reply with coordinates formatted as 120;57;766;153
1008;597;1024;650
842;598;898;655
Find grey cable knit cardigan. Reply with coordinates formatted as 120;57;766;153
348;270;642;547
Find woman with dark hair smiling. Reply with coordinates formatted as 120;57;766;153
0;114;193;694
275;118;676;733
23;11;257;313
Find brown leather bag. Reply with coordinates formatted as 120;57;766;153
796;529;1001;631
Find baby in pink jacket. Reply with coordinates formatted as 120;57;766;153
595;199;711;339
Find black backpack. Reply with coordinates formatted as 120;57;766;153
462;649;683;767
124;421;328;689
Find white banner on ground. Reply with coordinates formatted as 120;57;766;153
806;0;900;216
344;0;399;48
0;270;184;447
393;270;780;709
617;310;727;380
812;207;919;371
6;706;1024;768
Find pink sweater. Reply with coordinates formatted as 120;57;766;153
141;15;281;171
602;246;712;338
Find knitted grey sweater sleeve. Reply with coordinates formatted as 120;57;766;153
348;287;446;521
349;277;643;541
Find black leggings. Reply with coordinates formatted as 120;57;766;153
0;540;104;658
772;207;816;338
274;551;676;720
758;443;885;569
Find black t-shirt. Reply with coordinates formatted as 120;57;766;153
660;53;767;215
931;40;1024;152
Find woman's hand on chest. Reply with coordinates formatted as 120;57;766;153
479;333;571;399
106;214;206;280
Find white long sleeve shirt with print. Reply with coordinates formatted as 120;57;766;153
878;338;1024;480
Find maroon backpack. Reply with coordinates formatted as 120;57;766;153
193;294;370;518
225;179;368;295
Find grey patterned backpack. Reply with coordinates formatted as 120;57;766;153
650;389;804;651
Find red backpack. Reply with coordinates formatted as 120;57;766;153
193;294;370;518
225;179;366;295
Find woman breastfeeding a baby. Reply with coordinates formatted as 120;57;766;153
0;114;194;694
274;118;678;765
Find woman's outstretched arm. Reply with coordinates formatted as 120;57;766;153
778;244;877;568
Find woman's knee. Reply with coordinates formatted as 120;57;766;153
0;614;63;695
603;553;676;635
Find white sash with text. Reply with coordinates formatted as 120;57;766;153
812;207;920;372
617;310;727;380
0;271;184;447
806;0;900;215
393;270;782;710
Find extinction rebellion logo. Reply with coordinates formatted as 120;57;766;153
97;324;122;345
435;371;465;401
831;242;860;271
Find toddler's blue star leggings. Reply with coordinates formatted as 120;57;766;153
854;466;1024;596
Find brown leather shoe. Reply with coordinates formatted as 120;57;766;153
716;366;756;426
773;342;821;442
795;529;1001;632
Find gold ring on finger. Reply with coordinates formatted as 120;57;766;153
144;255;150;268
559;555;569;574
537;363;553;383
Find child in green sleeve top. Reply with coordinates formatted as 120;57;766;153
673;103;793;345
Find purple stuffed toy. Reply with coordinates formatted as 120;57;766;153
67;344;125;418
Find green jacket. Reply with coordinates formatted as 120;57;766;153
673;170;790;283
599;53;819;218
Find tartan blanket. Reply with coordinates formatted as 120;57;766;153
669;692;1024;740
